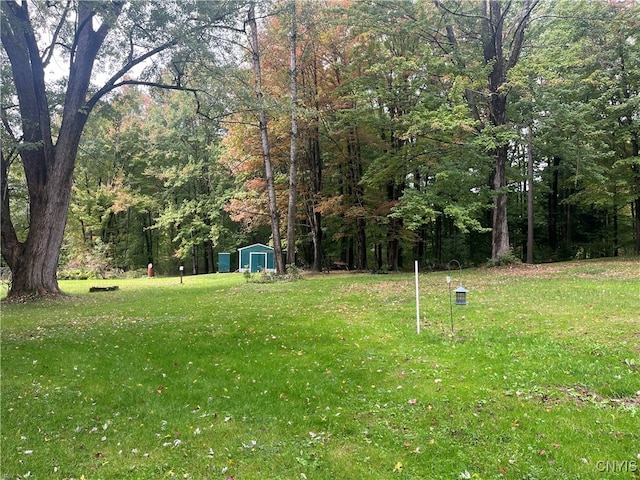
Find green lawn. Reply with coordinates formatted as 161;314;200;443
1;259;639;479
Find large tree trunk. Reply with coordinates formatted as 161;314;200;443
491;145;511;259
356;216;367;270
206;239;215;273
4;172;72;296
1;1;118;298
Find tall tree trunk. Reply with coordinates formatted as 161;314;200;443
484;0;511;261
286;0;298;267
387;182;403;271
346;130;366;270
356;216;367;270
375;243;383;270
632;136;640;255
206;239;215;273
191;242;198;275
613;206;619;257
306;131;323;271
300;53;324;271
3;176;72;296
548;156;560;254
145;211;154;264
248;3;285;275
435;213;443;264
634;188;640;255
526;127;534;264
486;0;539;260
294;18;324;272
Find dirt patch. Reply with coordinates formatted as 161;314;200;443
557;385;640;408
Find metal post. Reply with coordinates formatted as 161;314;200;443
447;260;462;336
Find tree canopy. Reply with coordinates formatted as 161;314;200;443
2;0;638;297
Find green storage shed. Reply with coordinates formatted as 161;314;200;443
238;243;276;273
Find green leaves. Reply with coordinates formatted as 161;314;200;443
472;124;519;152
390;190;438;231
392;188;489;235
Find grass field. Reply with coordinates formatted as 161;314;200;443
1;259;639;479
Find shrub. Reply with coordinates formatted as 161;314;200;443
285;264;302;280
485;248;521;268
243;265;303;284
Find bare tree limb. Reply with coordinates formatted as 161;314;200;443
41;0;72;68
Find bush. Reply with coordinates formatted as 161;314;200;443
285;264;302;280
57;268;97;280
57;267;127;280
124;268;149;279
243;265;303;284
243;270;253;283
485;248;521;268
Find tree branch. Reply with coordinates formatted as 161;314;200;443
41;0;73;68
114;79;198;93
0;148;23;268
506;0;540;71
433;0;488;22
84;40;179;111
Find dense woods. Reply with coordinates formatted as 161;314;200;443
2;0;639;295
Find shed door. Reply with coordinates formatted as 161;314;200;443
250;252;267;272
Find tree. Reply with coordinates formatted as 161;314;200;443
515;0;639;259
282;0;330;271
1;0;244;298
67;87;159;273
144;89;235;274
286;0;299;266
2;1;124;297
434;0;540;261
222;0;331;272
247;1;285;275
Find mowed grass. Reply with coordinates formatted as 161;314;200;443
1;259;639;480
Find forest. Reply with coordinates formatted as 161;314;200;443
2;0;639;289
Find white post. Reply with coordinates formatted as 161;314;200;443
415;260;420;334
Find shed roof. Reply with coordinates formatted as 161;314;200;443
238;243;273;252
